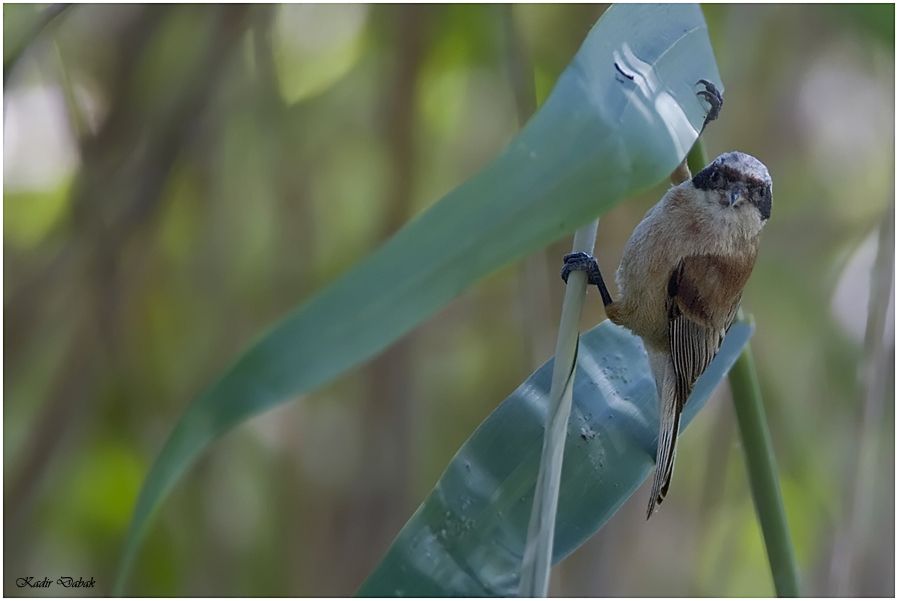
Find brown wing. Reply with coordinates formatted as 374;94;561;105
667;253;753;402
647;252;755;516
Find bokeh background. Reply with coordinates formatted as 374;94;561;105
4;3;894;596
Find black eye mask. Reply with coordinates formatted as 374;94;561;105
751;185;772;221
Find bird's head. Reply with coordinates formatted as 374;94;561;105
690;151;772;236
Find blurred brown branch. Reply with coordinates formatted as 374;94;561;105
338;6;431;593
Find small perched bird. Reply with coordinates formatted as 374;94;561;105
562;149;772;517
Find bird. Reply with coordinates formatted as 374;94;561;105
561;149;772;518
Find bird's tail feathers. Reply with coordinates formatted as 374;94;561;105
646;385;682;519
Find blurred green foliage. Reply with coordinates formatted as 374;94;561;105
4;4;894;597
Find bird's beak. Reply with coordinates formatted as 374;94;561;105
729;185;747;207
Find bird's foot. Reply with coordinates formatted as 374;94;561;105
696;78;723;132
561;252;614;306
561;252;599;284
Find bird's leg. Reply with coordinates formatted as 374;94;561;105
671;79;725;185
560;252;613;307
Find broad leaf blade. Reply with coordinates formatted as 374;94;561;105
358;321;753;597
117;4;722;591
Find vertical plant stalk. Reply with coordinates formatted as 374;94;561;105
519;222;599;597
728;346;800;597
501;7;589;594
690;139;800;597
830;194;894;595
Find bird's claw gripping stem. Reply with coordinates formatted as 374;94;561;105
561;252;613;307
